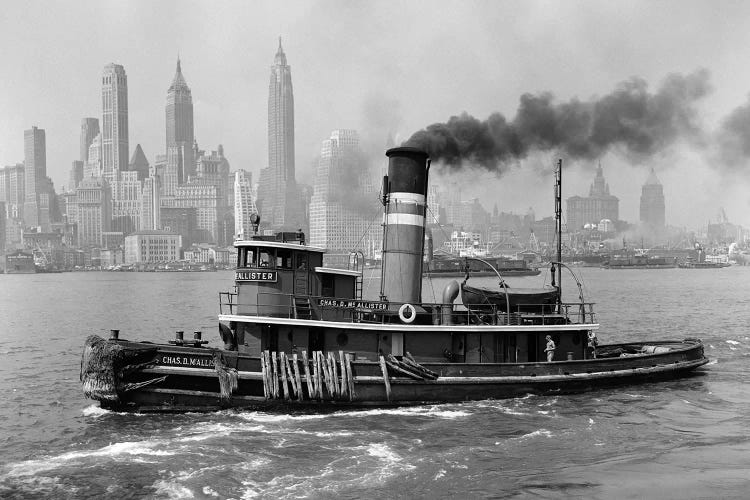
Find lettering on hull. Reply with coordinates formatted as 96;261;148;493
318;299;388;310
159;355;214;369
235;270;278;282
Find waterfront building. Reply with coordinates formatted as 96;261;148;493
234;169;257;239
193;144;233;245
110;171;142;234
101;63;129;182
183;244;232;265
444;197;490;234
80;118;100;163
61;191;78;224
172;180;219;243
161;206;197;249
566;164;619;231
84;133;103;178
101;231;125;250
166;58;195;183
1;164;24;220
123;230;181;264
258;38;303;231
195;145;231;206
309;130;381;256
4;250;35;273
5;218;24;251
162;146;182;197
100;248;124;268
129;144;150;182
640;168;665;229
0;168;6;204
23;126;46;228
141;175;161;231
0;202;5;251
76;177;111;247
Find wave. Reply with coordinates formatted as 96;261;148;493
237;405;471;424
5;440;178;477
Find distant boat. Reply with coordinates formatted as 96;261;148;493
424;257;540;277
602;253;676;269
678;259;731;269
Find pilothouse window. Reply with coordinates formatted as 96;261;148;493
277;250;293;269
238;248;258;268
259;249;274;268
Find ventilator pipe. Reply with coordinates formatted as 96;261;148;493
441;280;460;325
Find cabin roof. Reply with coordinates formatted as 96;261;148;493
314;266;362;277
234;239;326;253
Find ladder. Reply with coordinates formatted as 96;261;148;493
293;296;313;320
349;251;365;300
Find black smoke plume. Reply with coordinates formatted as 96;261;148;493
405;69;711;171
717;97;750;168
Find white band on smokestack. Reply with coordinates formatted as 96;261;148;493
389;192;426;204
386;213;425;226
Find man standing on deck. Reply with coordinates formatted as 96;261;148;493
545;335;556;362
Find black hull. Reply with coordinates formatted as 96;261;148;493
84;339;708;412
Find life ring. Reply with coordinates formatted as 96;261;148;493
398;303;416;324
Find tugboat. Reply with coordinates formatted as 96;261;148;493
80;148;708;412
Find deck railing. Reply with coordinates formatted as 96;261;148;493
219;290;597;326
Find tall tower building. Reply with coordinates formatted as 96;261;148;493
80;118;100;163
166;57;195;183
69;161;84;191
640;168;665;229
129;144;150;181
23;126;46;227
566;163;619;231
141;174;161;231
309;130;380;256
101;64;129;182
84;133;103;179
234;170;257;239
258;38;301;231
76;177;112;247
3;163;24;220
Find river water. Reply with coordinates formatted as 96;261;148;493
0;267;748;499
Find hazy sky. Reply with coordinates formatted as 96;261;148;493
2;0;750;228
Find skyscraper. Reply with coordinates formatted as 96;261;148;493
110;171;142;234
68;160;84;191
76;177;111;247
258;38;301;231
309;130;380;255
640;168;665;229
141;174;161;231
101;64;128;181
129;144;150;181
566;163;619;231
3;163;24;220
80;118;100;163
234;170;257;239
84;133;102;179
23;126;46;227
166;58;195;183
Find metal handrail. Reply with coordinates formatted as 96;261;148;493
218;290;597;326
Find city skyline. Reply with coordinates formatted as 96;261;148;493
2;1;750;228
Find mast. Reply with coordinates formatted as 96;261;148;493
555;159;562;309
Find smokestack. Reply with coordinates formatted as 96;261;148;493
380;147;430;304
